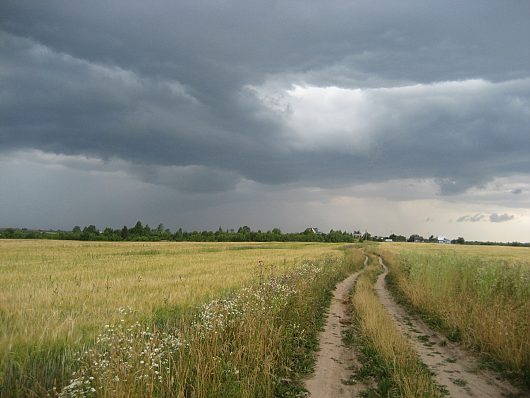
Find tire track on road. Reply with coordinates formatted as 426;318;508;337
305;256;368;398
375;256;522;398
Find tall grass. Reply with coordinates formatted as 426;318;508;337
351;255;441;397
381;246;530;383
54;253;362;397
0;240;360;396
0;240;340;351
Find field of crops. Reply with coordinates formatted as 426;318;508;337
1;239;528;397
372;243;530;391
0;240;342;348
0;239;357;396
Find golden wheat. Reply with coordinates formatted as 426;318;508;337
0;240;340;354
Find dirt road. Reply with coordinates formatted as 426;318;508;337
375;256;522;398
305;257;367;398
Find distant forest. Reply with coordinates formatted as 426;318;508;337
0;222;528;246
0;222;359;243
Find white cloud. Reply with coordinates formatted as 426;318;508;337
252;78;530;157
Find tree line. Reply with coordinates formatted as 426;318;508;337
1;223;527;246
0;222;360;243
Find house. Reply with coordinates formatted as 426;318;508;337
437;236;451;244
384;238;393;242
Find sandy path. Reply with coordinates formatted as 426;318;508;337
375;256;522;398
305;257;368;398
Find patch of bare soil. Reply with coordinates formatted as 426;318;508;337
305;257;368;398
375;257;523;398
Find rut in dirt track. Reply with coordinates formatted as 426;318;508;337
375;256;523;398
305;257;368;398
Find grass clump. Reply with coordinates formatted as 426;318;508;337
351;255;442;398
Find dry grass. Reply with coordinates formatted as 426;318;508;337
0;239;348;396
0;240;340;351
57;257;357;398
351;255;441;397
378;243;530;380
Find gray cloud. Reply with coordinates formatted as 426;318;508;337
129;165;242;193
457;214;486;223
2;31;529;194
457;213;516;223
1;0;530;236
489;213;515;223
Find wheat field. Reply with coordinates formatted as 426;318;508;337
0;240;341;351
0;239;353;396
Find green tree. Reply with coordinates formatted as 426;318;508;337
408;234;424;242
131;221;144;236
237;226;251;234
121;226;129;239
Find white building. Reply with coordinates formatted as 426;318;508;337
437;236;451;244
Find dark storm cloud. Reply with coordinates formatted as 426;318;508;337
1;0;530;195
0;32;290;190
129;164;242;193
3;0;529;83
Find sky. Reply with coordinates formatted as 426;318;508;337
1;0;529;241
